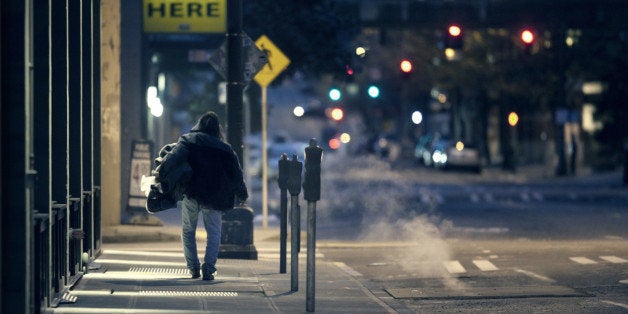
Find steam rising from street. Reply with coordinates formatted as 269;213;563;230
319;154;465;289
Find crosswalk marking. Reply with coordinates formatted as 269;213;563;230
600;256;628;264
472;259;499;271
443;261;466;274
514;268;555;283
570;257;598;265
333;262;363;277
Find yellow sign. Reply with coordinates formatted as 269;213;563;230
254;35;290;87
143;0;226;33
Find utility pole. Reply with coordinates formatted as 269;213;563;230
226;0;244;161
220;0;258;260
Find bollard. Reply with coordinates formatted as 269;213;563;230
303;139;323;312
287;154;303;292
219;205;258;259
277;154;290;273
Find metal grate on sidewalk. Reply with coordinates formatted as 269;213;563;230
128;266;189;275
138;290;238;297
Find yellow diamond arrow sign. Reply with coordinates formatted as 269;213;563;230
254;35;290;87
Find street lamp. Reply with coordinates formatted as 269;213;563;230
355;46;366;58
400;59;413;74
412;111;423;125
293;106;305;117
508;111;519;127
329;107;344;121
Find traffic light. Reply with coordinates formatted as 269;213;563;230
328;88;342;101
444;24;463;49
345;64;354;76
520;29;535;45
367;85;380;98
400;59;413;78
519;28;535;54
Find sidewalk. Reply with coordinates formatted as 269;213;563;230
52;226;395;313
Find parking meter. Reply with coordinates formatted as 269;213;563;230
277;154;289;273
287;154;302;196
303;139;322;201
278;153;289;190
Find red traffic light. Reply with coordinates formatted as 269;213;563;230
520;29;535;45
448;24;462;37
400;59;413;73
345;64;354;76
444;24;464;49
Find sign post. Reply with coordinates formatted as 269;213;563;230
254;35;290;229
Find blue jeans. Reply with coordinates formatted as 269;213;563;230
181;196;222;274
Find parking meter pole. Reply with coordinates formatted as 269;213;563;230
303;139;322;312
296;205;301;252
287;155;302;292
290;195;299;291
279;188;287;273
305;201;316;312
277;154;289;273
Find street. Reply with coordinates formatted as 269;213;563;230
246;155;628;312
319;239;627;312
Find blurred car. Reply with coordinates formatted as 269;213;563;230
266;139;308;178
414;133;436;167
373;134;401;161
245;133;307;179
432;139;482;173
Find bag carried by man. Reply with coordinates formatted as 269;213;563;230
142;142;192;213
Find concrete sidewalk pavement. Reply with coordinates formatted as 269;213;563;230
51;226;396;313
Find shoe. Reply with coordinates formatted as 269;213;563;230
190;268;200;279
201;268;215;281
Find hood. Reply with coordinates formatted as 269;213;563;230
180;131;232;153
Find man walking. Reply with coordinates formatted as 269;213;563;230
161;111;248;280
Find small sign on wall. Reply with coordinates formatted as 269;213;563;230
127;140;153;210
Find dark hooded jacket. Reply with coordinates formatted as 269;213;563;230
157;122;247;211
178;130;248;210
